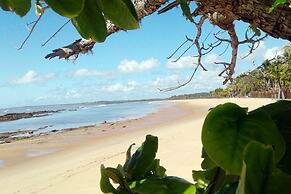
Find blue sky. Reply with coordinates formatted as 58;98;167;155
0;7;288;108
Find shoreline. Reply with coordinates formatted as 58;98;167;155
0;98;275;194
0;101;173;144
0;101;193;168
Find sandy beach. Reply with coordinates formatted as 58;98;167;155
0;98;274;194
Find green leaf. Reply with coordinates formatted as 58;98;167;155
180;0;194;22
215;182;238;194
268;0;288;13
72;0;107;42
0;0;10;11
251;100;291;174
97;0;139;30
130;177;196;194
105;167;130;191
236;142;291;194
164;177;196;194
44;0;85;18
192;167;217;184
124;135;158;180
202;103;285;175
120;0;138;21
100;165;117;194
0;0;31;17
150;159;167;178
248;25;261;36
130;178;169;194
201;147;216;169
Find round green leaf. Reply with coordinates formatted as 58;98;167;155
251;100;291;174
1;0;31;17
130;177;196;194
72;0;107;42
0;0;11;11
130;178;169;194
202;103;285;175
201;147;216;169
97;0;139;30
236;142;291;194
44;0;85;18
164;177;196;194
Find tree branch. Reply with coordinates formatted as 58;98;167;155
18;13;44;50
45;0;170;60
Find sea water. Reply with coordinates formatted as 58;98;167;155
0;101;170;133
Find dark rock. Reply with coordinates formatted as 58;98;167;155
0;110;63;122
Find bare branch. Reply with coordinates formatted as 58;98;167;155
157;0;180;14
171;42;194;62
240;33;268;59
158;63;200;92
219;43;230;56
18;13;44;50
193;16;207;71
167;35;193;59
18;6;48;50
223;23;238;84
42;19;71;47
214;33;232;43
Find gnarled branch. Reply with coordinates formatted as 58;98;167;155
45;0;170;60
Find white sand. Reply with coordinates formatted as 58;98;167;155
0;98;274;193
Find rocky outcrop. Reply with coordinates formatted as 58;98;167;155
0;110;64;122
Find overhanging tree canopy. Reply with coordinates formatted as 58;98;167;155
0;0;290;85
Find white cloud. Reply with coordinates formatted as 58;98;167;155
264;46;283;60
34;88;81;102
70;68;109;77
166;56;197;69
203;53;221;65
103;81;138;92
9;70;55;85
151;75;179;87
240;42;285;63
240;41;266;62
118;58;158;73
63;89;80;99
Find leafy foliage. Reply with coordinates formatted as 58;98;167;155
44;0;85;18
236;142;291;194
202;102;285;175
98;0;139;30
71;0;107;42
101;101;291;193
100;135;195;194
210;44;291;99
0;0;31;17
269;0;290;13
0;0;139;42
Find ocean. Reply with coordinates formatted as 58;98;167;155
0;101;170;134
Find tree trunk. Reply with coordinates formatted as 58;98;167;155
195;0;291;40
196;0;291;41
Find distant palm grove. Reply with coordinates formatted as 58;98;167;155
210;44;291;99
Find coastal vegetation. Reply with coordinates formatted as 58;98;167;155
210;44;291;99
1;0;291;194
169;93;210;100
